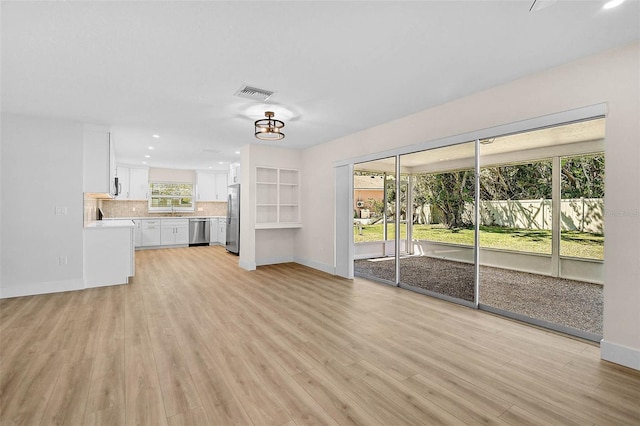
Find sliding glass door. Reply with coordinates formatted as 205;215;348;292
353;157;398;285
398;142;477;305
477;119;605;339
350;117;604;340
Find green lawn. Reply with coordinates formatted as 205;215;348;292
354;223;603;260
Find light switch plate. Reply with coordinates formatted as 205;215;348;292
55;206;68;215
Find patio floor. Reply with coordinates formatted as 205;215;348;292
354;256;603;336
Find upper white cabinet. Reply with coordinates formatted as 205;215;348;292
229;163;241;185
115;165;130;199
196;171;228;201
129;167;149;200
255;167;300;228
83;126;115;195
114;166;149;200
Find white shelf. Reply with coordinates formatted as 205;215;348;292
255;223;302;229
255;167;301;228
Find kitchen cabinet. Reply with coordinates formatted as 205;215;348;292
133;220;143;247
129;167;149;200
218;219;227;245
161;219;189;246
115;166;148;200
141;219;161;247
197;171;228;201
115;165;130;199
207;217;227;245
255;167;301;228
83;126;115;195
229;163;241;185
209;218;219;244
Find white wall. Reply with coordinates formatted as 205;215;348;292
294;43;640;370
1;113;85;297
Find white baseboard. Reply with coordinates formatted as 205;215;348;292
601;339;640;371
294;257;336;276
0;278;85;299
239;258;256;271
256;256;294;267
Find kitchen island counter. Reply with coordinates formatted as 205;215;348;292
84;220;135;288
85;219;135;228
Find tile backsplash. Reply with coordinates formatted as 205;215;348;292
84;197;99;225
100;200;227;218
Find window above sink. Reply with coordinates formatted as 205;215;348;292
148;182;195;212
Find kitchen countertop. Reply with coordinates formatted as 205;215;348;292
85;219;135;228
103;215;226;220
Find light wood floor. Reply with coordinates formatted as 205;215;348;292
1;246;639;425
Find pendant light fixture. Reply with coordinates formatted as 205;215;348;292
254;111;285;141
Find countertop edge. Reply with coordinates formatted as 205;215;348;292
85;219;136;228
102;216;226;220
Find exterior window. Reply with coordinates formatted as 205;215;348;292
479;159;553;254
560;153;604;260
148;182;194;212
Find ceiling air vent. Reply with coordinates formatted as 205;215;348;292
235;85;274;101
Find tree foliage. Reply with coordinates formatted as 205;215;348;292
413;154;603;229
355;154;604;230
561;154;604;198
415;171;474;229
480;160;552;200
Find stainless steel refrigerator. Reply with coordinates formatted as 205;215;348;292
226;184;240;254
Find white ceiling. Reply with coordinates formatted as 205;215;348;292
2;1;638;171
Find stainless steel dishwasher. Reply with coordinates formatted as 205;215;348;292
189;218;210;246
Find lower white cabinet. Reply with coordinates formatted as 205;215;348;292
161;219;189;246
218;220;227;245
208;217;227;245
141;219;161;246
209;218;219;244
133;220;143;247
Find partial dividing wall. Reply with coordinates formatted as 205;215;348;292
1;114;85;298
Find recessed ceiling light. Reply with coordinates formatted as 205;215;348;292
144;155;151;158
148;146;154;150
208;166;213;169
142;161;147;164
152;134;160;138
219;161;224;165
603;0;626;9
235;151;241;155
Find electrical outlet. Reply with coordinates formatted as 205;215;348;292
198;207;204;212
55;206;68;215
132;207;136;211
58;256;68;266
